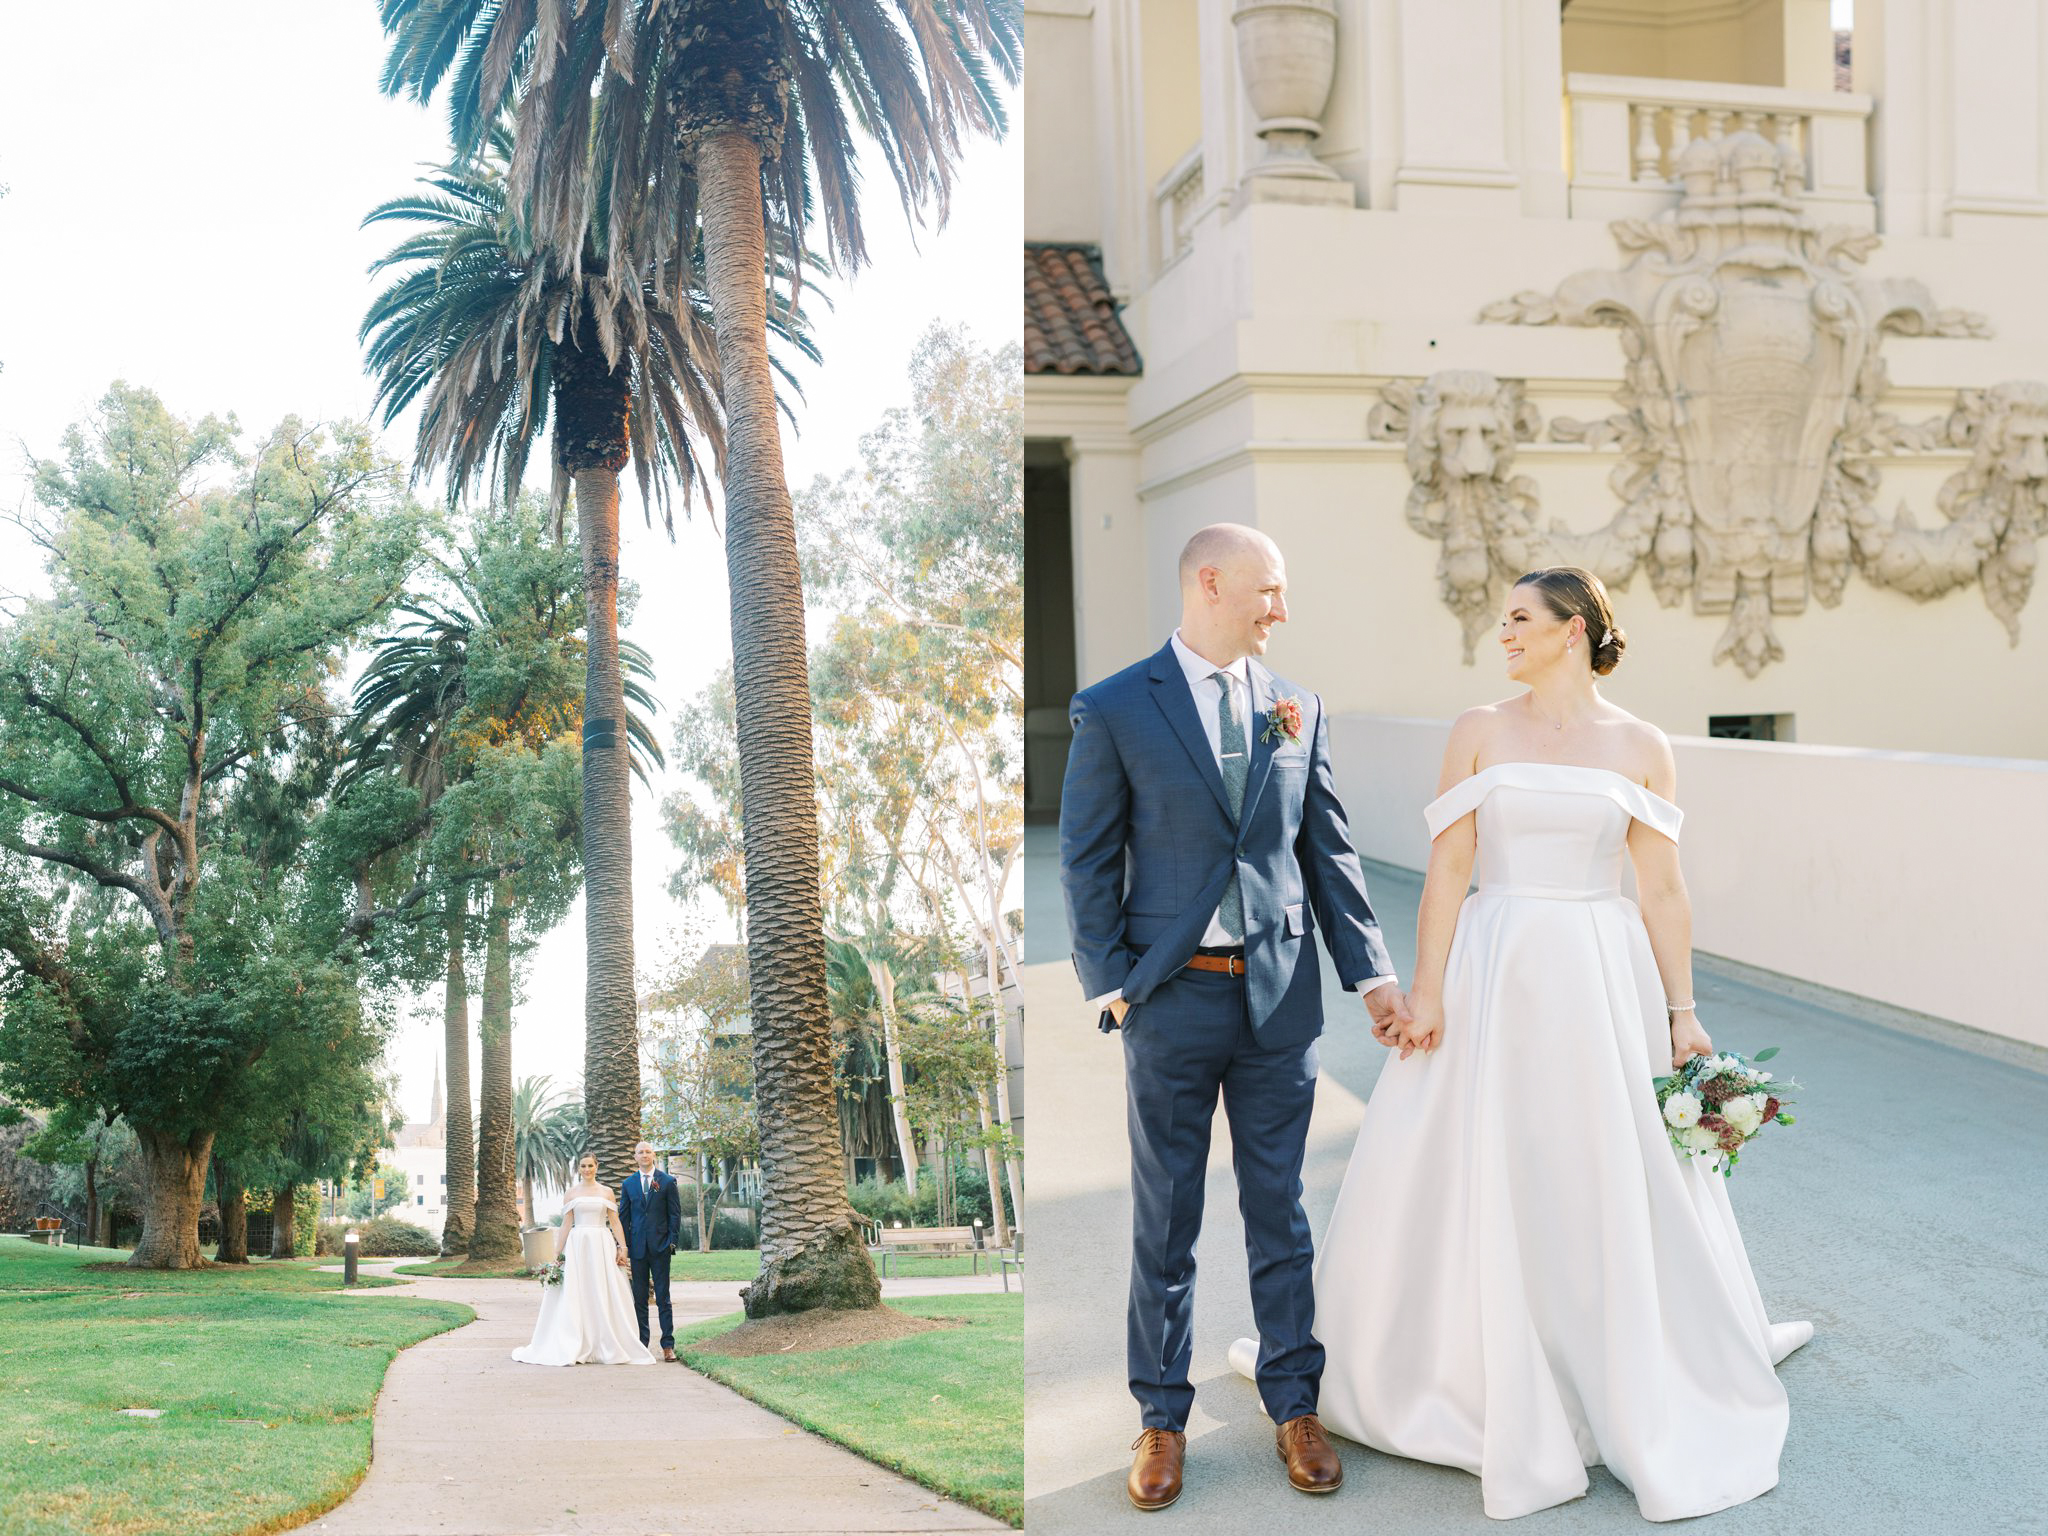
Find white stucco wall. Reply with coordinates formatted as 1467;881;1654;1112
1088;200;2048;759
1329;713;2048;1048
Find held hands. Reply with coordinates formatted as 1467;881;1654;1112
1369;986;1442;1059
1669;1009;1712;1070
1385;990;1443;1059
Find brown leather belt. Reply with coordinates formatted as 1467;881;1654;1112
1184;951;1247;977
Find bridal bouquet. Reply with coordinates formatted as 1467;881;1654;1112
534;1260;565;1287
1653;1048;1796;1177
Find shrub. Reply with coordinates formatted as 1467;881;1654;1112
849;1165;1011;1233
322;1214;440;1257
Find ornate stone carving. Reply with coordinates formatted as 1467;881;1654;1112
1855;383;2048;644
1367;373;1542;661
1471;129;2001;674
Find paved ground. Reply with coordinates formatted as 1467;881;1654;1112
311;1266;1009;1535
1022;855;2048;1536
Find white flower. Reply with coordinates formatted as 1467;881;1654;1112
1681;1125;1720;1155
1757;1071;1773;1083
1663;1092;1703;1129
1723;1094;1766;1136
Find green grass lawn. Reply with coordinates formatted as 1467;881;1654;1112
678;1294;1022;1526
0;1236;472;1536
389;1255;533;1279
390;1247;999;1281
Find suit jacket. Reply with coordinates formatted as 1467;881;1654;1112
618;1167;682;1259
1058;639;1395;1045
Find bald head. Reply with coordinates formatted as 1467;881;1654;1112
1176;523;1289;665
1178;523;1278;592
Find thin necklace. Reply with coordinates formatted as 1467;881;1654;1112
1529;694;1583;732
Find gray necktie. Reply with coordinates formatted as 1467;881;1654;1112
1213;671;1247;941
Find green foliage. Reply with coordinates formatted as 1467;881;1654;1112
344;1160;408;1220
340;1213;442;1257
0;386;426;1261
359;130;781;524
644;940;761;1166
513;1075;586;1201
338;498;656;976
848;1164;1007;1232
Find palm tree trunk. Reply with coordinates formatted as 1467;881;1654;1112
214;1156;249;1264
557;317;642;1193
570;453;641;1192
129;1126;212;1269
440;898;476;1256
469;881;520;1261
698;129;879;1319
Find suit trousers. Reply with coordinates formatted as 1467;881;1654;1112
1123;963;1323;1431
630;1248;674;1349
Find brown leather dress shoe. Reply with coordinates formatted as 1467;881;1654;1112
1128;1426;1187;1510
662;1346;677;1362
1276;1413;1343;1493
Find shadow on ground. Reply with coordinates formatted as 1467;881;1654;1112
1024;858;2048;1535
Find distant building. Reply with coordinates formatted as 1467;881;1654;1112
383;1053;449;1237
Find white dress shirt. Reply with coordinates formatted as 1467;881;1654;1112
1088;631;1397;1009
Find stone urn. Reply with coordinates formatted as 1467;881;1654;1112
519;1226;556;1272
1232;0;1341;181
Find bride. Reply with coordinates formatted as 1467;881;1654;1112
1241;565;1810;1521
511;1153;657;1367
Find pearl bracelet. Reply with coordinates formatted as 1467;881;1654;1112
1665;999;1697;1014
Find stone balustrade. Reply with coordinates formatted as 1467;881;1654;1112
1566;72;1874;228
1153;145;1205;271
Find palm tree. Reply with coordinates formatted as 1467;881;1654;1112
346;602;479;1255
378;0;1020;1319
346;508;664;1260
513;1075;586;1227
361;135;814;1196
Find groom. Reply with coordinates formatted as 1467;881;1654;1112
1059;523;1407;1510
619;1140;683;1361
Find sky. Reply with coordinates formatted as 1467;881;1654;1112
0;6;1022;1135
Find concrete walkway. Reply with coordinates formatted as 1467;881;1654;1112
1023;857;2048;1535
312;1266;1008;1535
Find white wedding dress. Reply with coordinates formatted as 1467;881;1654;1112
511;1194;657;1367
1236;762;1809;1521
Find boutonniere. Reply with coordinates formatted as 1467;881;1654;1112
1260;696;1305;746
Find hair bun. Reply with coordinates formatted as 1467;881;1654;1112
1593;625;1627;676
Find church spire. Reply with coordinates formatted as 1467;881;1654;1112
429;1049;444;1128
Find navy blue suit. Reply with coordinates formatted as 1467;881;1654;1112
618;1168;682;1350
1059;639;1394;1430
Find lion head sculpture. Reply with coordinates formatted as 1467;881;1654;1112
1370;372;1546;661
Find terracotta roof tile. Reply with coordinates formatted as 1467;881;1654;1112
1025;243;1141;376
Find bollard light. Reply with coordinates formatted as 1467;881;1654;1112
343;1229;359;1286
